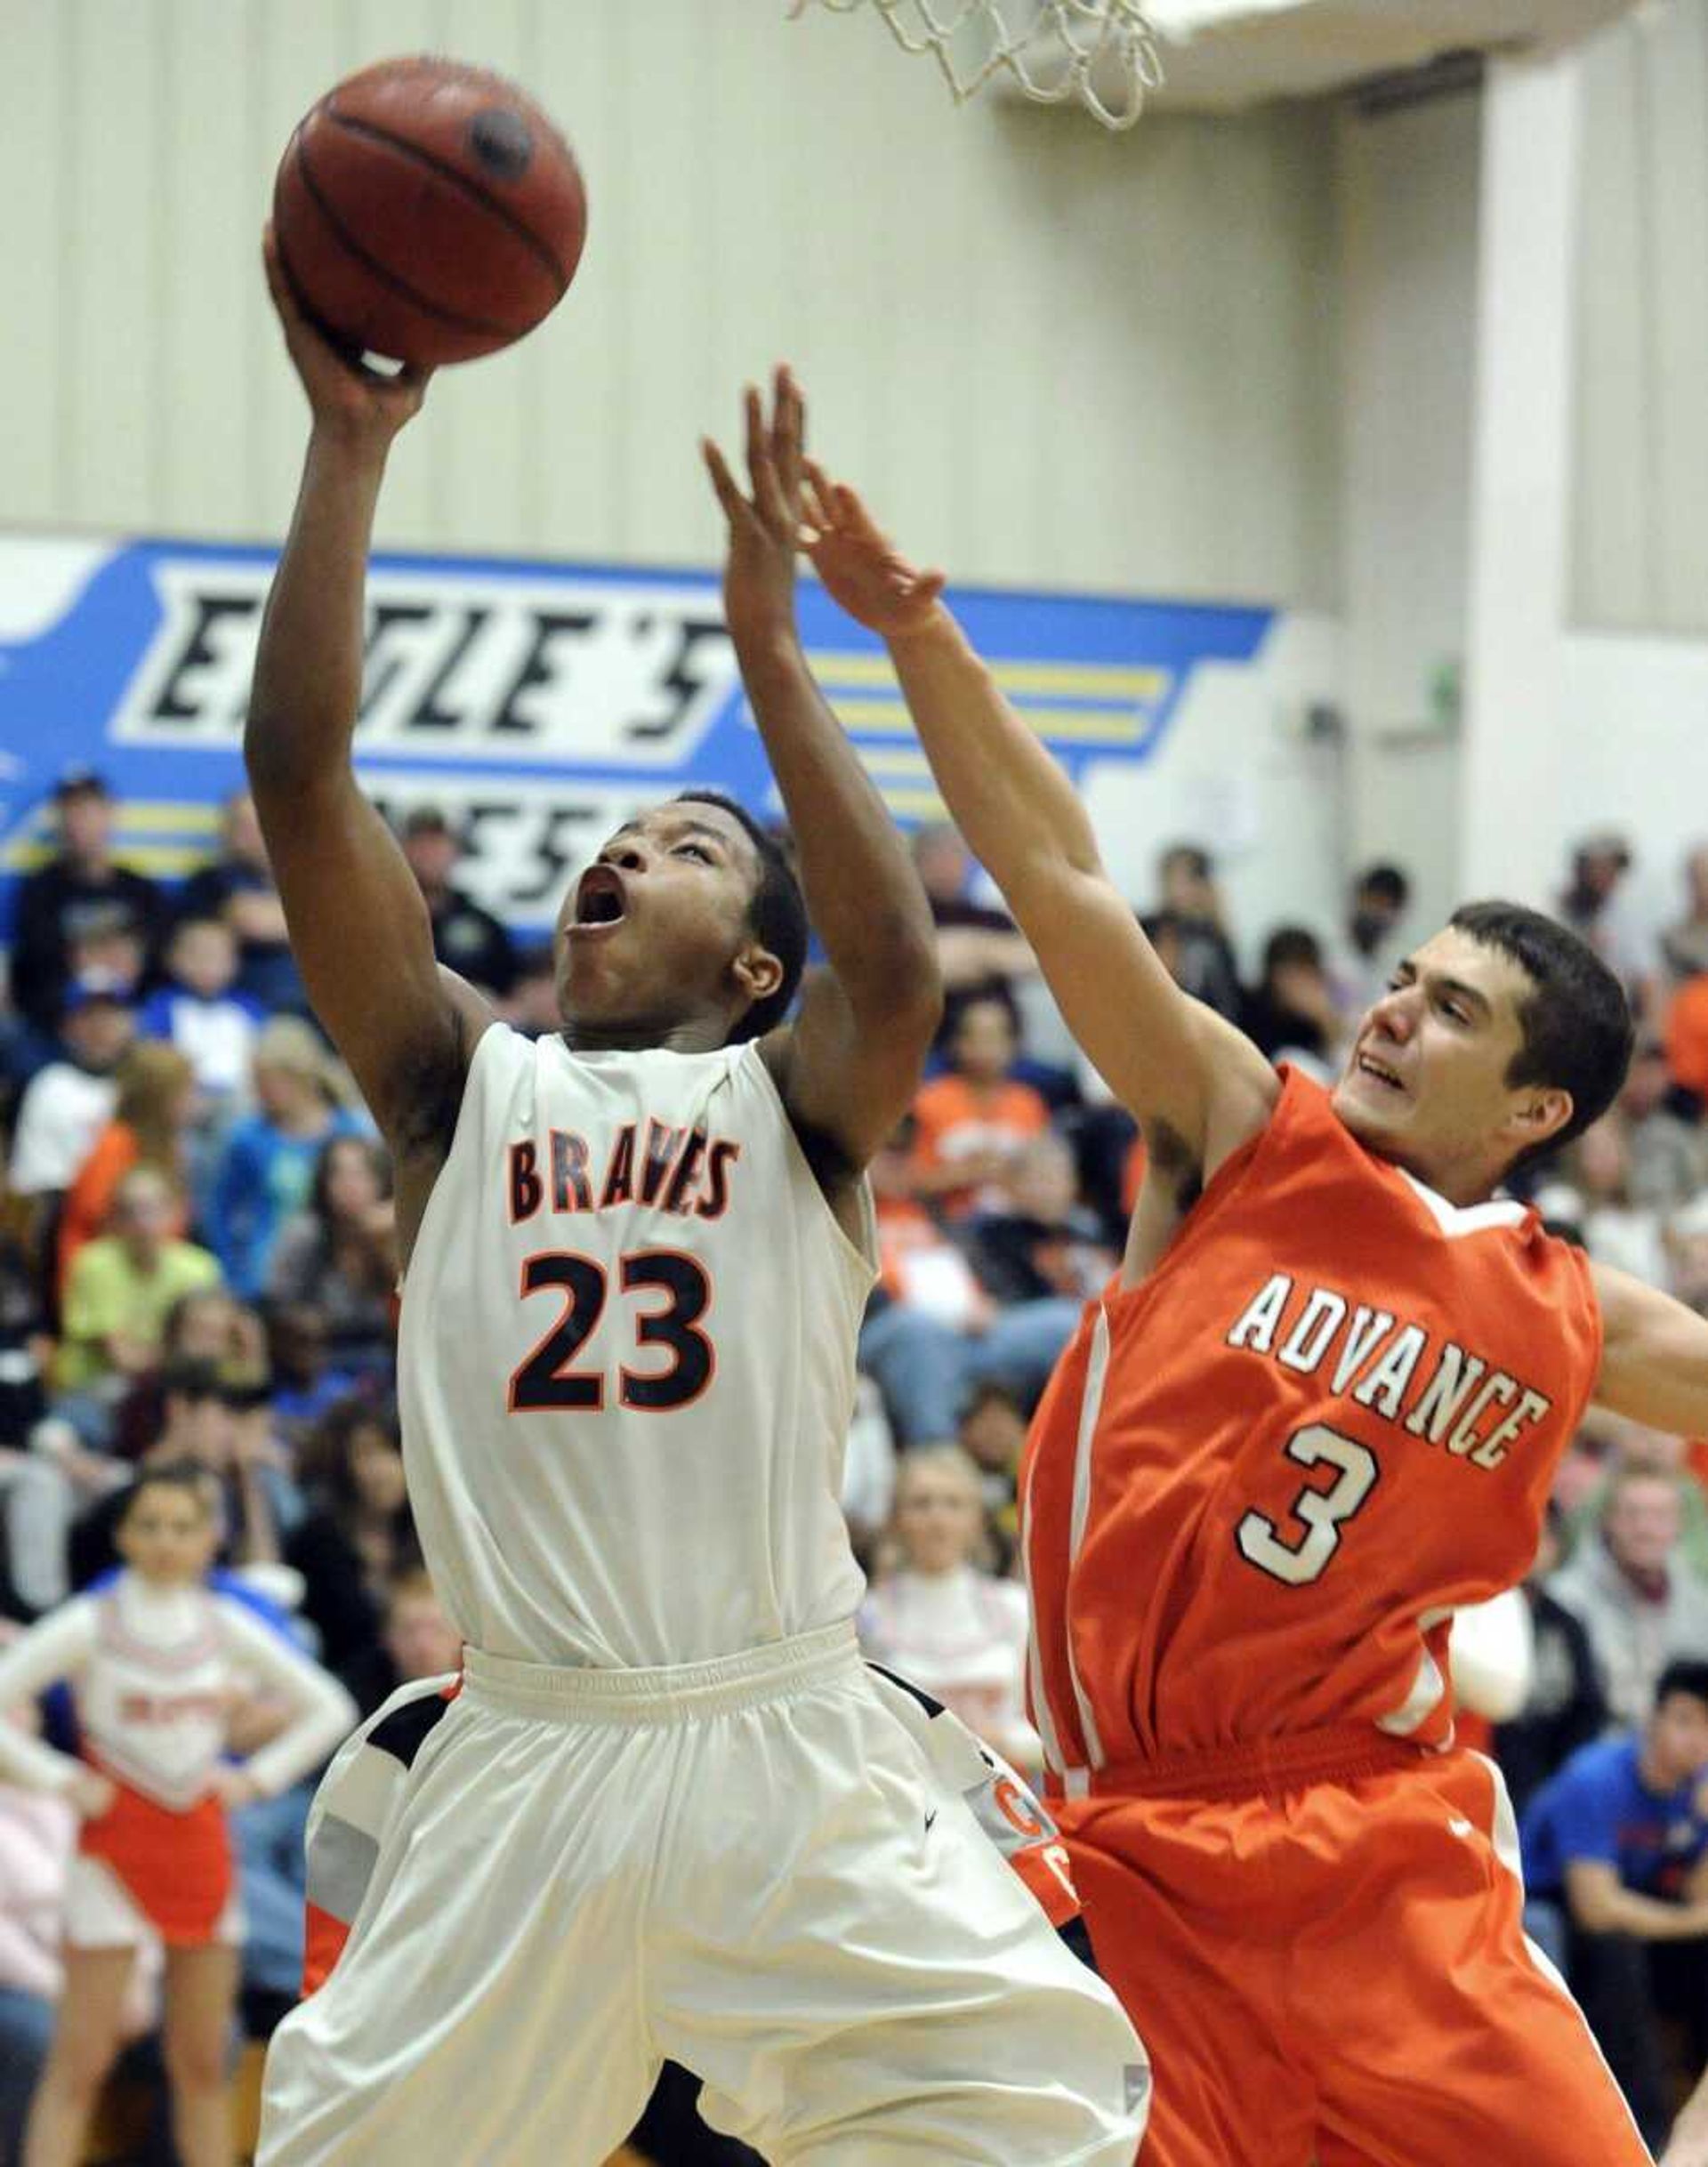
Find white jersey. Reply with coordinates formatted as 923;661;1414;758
398;1025;877;1667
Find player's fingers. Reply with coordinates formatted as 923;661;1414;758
261;228;300;324
744;387;788;528
834;481;886;545
701;439;751;526
910;569;949;608
774;365;805;495
802;463;837;537
753;466;792;533
743;384;769;485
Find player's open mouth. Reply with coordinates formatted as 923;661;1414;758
570;864;628;937
1356;1051;1406;1093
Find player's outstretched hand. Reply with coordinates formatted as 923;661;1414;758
262;224;432;448
703;367;806;649
801;464;947;642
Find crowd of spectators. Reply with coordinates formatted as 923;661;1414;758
4;769;1708;2159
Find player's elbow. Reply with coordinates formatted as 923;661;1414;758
243;708;308;798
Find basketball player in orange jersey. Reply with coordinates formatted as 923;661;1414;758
799;469;1708;2165
246;234;1145;2166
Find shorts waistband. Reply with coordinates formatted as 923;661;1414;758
1046;1724;1433;1804
461;1620;862;1724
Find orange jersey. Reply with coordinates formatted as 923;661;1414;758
1022;1068;1601;1788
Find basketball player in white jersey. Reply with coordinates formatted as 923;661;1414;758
249;234;1145;2165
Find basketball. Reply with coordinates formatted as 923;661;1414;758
272;55;587;368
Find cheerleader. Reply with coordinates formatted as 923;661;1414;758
0;1462;354;2167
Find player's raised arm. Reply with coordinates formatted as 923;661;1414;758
1592;1263;1708;1437
247;230;488;1163
801;473;1276;1172
702;373;941;1177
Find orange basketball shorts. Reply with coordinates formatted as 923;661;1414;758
1057;1736;1653;2167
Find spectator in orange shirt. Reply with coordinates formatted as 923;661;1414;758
1668;973;1708;1104
909;995;1049;1220
56;1043;197;1295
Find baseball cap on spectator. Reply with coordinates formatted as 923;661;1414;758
54;767;111;802
60;968;136;1017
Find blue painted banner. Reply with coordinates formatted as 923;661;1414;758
0;534;1272;934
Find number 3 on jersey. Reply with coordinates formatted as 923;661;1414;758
508;1249;714;1414
1236;1424;1379;1587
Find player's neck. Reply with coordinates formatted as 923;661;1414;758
1367;1136;1503;1211
560;1013;730;1057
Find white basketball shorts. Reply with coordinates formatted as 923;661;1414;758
257;1620;1146;2165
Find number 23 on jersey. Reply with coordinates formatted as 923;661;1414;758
508;1248;715;1415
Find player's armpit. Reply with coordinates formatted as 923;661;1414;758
1591;1262;1708;1438
762;961;937;1181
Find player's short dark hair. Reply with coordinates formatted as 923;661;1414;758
1449;900;1635;1160
673;791;808;1042
1655;1660;1708;1718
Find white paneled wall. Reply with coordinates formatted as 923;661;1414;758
1335;87;1479;940
1575;0;1708;632
0;0;1340;602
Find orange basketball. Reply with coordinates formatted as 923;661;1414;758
272;55;588;368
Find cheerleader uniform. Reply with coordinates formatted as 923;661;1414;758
0;1572;354;1947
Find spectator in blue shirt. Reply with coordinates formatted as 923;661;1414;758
207;1020;363;1299
1522;1658;1708;2148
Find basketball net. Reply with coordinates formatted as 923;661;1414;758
788;0;1164;131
